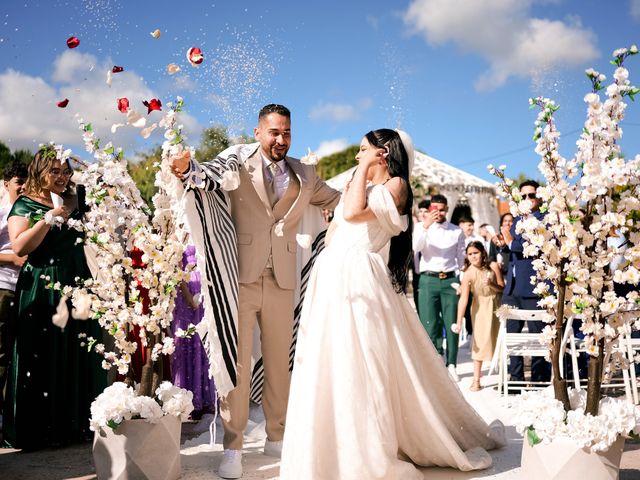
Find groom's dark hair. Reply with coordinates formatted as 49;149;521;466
259;104;291;120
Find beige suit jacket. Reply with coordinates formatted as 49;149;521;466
202;143;340;290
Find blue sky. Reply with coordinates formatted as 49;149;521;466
0;0;639;183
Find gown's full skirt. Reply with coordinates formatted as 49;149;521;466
280;185;505;479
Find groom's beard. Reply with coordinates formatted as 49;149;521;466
269;144;289;161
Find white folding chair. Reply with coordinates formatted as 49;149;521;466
494;308;551;398
622;332;640;404
564;322;635;402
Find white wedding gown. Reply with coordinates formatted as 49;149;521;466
280;185;505;480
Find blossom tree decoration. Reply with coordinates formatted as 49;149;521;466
62;98;192;399
491;45;640;417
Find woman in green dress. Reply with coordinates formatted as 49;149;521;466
2;146;105;450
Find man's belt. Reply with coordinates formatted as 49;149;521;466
423;270;456;279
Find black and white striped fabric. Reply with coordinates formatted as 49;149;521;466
181;145;245;399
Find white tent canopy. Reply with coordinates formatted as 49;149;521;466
326;151;500;229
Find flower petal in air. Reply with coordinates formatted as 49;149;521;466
167;63;181;75
52;296;70;329
141;123;158;139
150;29;161;39
127;109;147;128
117;97;129;113
186;47;204;66
300;147;319;165
66;36;80;48
220;170;240;191
112;65;124;73
142;98;162;114
57;98;69;108
296;233;312;249
111;123;125;134
106;70;112;87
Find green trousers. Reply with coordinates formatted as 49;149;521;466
417;274;459;366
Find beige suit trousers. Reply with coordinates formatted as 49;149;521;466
221;266;294;449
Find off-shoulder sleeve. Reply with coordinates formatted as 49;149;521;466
368;184;408;236
8;197;34;218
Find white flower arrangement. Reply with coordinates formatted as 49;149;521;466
89;381;194;431
43;98;194;401
512;388;639;452
492;46;640;446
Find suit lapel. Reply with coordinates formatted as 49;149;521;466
280;159;307;218
247;151;273;212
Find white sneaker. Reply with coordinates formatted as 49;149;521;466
218;449;242;479
264;439;283;458
448;364;460;382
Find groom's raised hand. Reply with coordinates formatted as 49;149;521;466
170;149;191;179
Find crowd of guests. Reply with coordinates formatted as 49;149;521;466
411;180;551;391
0;149;216;451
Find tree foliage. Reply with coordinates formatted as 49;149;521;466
0;141;32;174
315;145;359;181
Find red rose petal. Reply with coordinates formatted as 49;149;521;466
187;47;204;66
142;98;162;114
117;97;129;113
57;98;69;108
112;65;124;73
66;36;80;48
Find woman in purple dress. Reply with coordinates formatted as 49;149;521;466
171;244;217;418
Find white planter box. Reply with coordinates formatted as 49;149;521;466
93;414;182;480
520;434;625;480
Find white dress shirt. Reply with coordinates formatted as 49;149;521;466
413;221;465;273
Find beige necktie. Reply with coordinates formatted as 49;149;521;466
267;162;280;206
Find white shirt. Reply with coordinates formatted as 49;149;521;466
262;155;290;201
413;221;465;273
464;233;485;247
0;204;20;291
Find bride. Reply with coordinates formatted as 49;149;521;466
279;129;505;479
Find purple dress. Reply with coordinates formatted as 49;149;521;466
171;245;217;412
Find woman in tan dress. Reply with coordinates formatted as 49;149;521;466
455;241;504;391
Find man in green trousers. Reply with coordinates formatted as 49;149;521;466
413;194;465;381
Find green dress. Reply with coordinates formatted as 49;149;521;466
2;196;106;450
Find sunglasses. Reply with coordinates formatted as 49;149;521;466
522;193;537;200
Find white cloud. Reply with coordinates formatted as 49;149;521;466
0;50;201;155
309;98;373;122
403;0;599;91
632;0;640;19
316;138;349;158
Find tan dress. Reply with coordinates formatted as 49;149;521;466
468;265;500;362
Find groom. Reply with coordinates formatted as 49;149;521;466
171;104;340;479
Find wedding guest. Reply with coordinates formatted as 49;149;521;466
478;223;497;261
455;241;504;391
280;129;505;479
413;194;465;381
2;146;105;449
492;213;514;279
411;199;430;313
501;180;551;390
458;216;483;246
171;244;217;419
0;162;27;410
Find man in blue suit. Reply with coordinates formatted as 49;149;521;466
501;180;551;390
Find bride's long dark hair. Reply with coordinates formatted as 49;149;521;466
365;129;414;293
